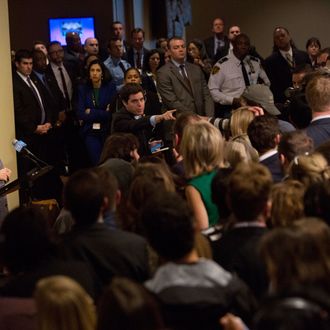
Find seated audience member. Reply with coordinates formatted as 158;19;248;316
141;48;165;96
270;180;305;228
62;168;150;292
0;207;96;298
124;161;176;234
111;83;175;156
97;277;165;330
34;275;96;330
0;297;36;330
142;191;257;330
77;59;116;165
304;179;330;226
211;167;234;226
305;72;330;147
287;152;329;187
241;84;295;133
181;121;225;229
306;37;321;68
278;130;314;173
264;27;311;104
225;106;259;167
285;67;315;129
316;139;330;163
187;39;213;79
171;111;200;178
248;115;284;182
253;294;330;330
213;163;271;300
99;133;140;164
260;218;330;298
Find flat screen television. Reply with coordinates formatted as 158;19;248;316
48;17;95;45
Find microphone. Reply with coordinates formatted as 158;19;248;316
12;139;48;167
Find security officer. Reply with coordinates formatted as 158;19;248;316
208;33;270;117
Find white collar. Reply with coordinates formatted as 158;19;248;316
279;47;293;59
311;114;330;122
259;149;278;162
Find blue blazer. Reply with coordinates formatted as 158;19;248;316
306;118;330;148
77;81;116;135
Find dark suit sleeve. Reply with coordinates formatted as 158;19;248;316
112;111;152;134
13;78;38;137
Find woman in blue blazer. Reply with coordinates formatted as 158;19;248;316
77;59;116;165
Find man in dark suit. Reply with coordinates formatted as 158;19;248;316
305;73;330;147
157;37;214;117
248;115;283;183
126;28;149;70
213;162;272;300
265;27;310;104
47;41;89;172
111;84;176;156
13;49;62;203
204;18;230;63
62;168;151;294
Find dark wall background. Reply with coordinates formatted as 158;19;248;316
8;0;113;51
186;0;330;57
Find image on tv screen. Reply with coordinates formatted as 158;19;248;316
49;17;95;45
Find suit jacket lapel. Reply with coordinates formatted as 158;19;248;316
170;61;193;96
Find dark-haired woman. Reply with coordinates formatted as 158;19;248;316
141;49;165;98
77;59;116;165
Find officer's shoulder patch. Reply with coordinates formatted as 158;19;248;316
218;56;229;64
211;66;220;75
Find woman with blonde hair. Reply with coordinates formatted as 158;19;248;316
181;121;225;230
225;107;259;167
34;275;96;330
288;152;330;187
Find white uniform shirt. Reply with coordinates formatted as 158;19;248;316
208;53;270;105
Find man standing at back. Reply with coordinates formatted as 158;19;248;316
126;28;149;70
104;37;131;91
204;18;229;63
157;37;214;117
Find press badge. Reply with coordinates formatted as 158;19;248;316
92;123;101;130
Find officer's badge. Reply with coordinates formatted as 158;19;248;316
212;66;220;75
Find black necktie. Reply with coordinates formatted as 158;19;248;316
118;61;126;74
27;76;46;124
136;51;142;69
241;61;250;87
179;64;192;93
58;67;70;110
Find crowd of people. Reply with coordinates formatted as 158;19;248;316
1;16;330;330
